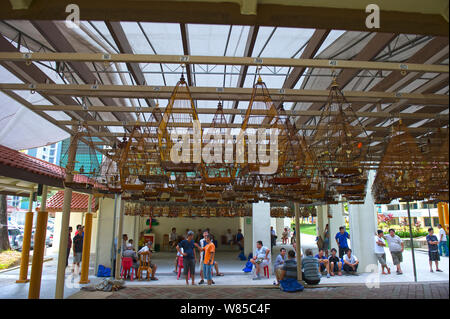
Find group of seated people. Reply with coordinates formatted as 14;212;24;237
273;247;360;286
121;234;158;280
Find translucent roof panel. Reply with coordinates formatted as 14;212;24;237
137;22;184;55
187;24;230;56
256;27;316;58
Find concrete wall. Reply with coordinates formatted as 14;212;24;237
132;216;241;249
94;197;116;270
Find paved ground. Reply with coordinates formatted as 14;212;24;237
69;281;449;299
0;233;448;298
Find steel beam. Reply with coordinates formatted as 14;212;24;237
0;52;448;73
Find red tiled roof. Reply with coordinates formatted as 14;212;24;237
0;144;64;180
45;190;97;212
0;144;106;189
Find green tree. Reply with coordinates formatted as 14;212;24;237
0;194;11;252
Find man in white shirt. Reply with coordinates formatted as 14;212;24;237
384;229;404;275
225;229;234;247
250;240;270;280
375;230;390;275
342;248;359;275
437;224;449;257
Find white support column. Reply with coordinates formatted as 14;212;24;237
348;170;378;272
329;201;346;252
115;195;125;279
252;202;271;271
316;206;325;238
275;218;285;244
243;216;253;256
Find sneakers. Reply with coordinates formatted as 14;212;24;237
326;273;330;278
436;269;443;272
198;279;205;285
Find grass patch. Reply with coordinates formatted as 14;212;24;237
299;224;317;236
0;250;22;270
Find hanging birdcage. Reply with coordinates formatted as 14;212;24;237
203;102;233;185
158;74;202;174
235;75;280;178
373;120;431;203
309;78;372;180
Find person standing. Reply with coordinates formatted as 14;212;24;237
335;226;350;258
426;228;443;273
270;226;277;248
72;228;83;275
65;226;72;268
384;229;404;275
177;230;197;285
375;230;390;275
236;229;244;251
198;234;215;285
323;224;330;256
437;224;449;257
281;228;289;245
169;227;178;248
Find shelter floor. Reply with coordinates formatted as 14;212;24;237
69;281;449;299
0;233;448;298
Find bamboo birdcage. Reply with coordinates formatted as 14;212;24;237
158;75;202;174
373;120;431;203
203;102;233;185
235;76;280;177
309;78;372;180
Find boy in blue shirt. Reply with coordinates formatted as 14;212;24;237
314;248;330;278
335;226;350;258
426;228;443;273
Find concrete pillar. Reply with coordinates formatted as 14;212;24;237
329;201;346;252
115;195;125;280
79;194;93;284
28;185;48;299
252;202;271;271
275;218;284;244
294;202;303;282
243;216;253;256
16;190;34;283
348;170;378;272
316;205;325;238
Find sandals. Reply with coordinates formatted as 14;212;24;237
216;273;224;276
150;277;159;281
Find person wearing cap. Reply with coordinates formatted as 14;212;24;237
138;241;158;280
177;230;198;285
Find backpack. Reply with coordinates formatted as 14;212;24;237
242;261;253;273
97;264;111;277
279;278;304;292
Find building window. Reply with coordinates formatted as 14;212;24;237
424;217;431;227
387;204;399;211
412;203;418;209
433;217;440;226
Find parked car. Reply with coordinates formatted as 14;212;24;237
8;227;23;251
46;232;53;247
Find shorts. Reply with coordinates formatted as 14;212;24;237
256;259;269;267
203;264;213;281
429;251;440;261
183;258;195;276
73;252;82;263
319;263;327;272
391;251;403;265
376;253;387;266
330;262;341;272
